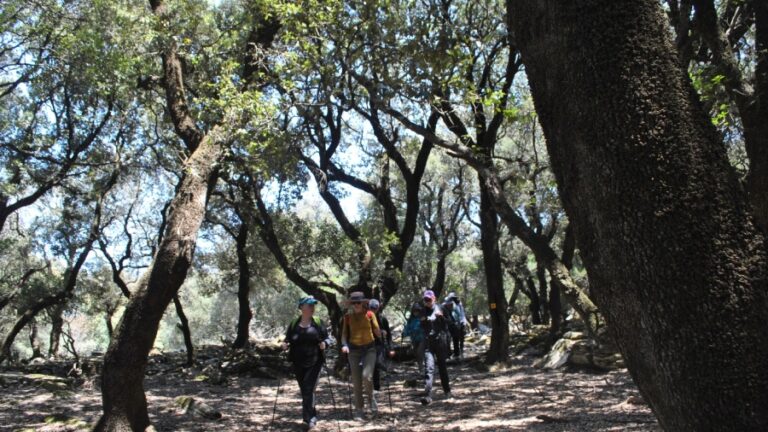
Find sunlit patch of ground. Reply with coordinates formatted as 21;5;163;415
0;349;658;432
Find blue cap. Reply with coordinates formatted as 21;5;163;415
369;299;380;310
298;296;318;307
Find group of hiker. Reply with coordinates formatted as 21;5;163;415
280;289;469;430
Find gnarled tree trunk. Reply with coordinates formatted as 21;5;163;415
95;134;221;431
511;1;768;430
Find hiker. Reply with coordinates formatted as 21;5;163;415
402;302;425;375
445;292;469;359
340;291;381;419
281;296;333;430
420;289;451;405
368;299;395;391
441;300;459;359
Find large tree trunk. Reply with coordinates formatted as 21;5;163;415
232;221;252;349
479;182;509;363
511;1;768;430
95;134;221;431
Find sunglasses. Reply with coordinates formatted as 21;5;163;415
423;297;434;302
351;301;362;305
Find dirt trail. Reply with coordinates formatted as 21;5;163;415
0;347;658;432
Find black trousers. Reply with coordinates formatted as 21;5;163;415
450;324;465;357
293;362;322;423
373;360;382;391
373;345;388;391
424;340;450;394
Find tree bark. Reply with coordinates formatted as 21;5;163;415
48;303;65;358
510;1;768;430
479;182;509;363
524;276;542;325
548;277;562;336
536;265;550;324
95;134;221;431
232;221;252;350
28;318;42;360
173;294;194;366
430;253;448;299
105;308;115;341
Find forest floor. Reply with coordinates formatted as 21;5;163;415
0;339;660;432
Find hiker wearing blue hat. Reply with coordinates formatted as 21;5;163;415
281;296;333;429
420;289;452;405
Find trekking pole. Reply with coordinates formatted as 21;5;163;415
346;362;353;417
268;373;281;432
385;366;394;415
323;363;343;432
268;349;288;432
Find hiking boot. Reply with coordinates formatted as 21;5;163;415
444;391;453;400
370;395;378;414
307;417;317;430
352;411;364;421
420;396;432;405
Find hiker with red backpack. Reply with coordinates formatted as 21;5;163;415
281;296;333;430
340;291;381;420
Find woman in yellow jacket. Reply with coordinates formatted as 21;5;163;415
340;291;380;420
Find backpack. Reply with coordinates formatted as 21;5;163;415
289;315;324;333
287;316;326;363
451;307;462;325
